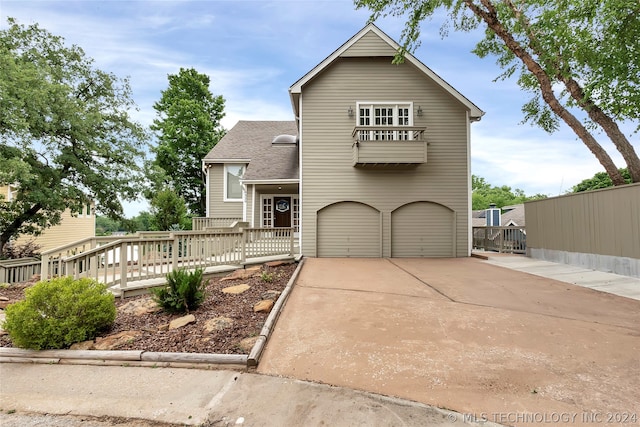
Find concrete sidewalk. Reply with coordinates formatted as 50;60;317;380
482;254;640;300
0;363;484;427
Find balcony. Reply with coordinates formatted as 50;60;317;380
351;126;427;167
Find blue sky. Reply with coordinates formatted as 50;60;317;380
2;0;633;217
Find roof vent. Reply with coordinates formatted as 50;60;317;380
272;134;297;145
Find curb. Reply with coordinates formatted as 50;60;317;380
248;257;305;366
0;259;306;369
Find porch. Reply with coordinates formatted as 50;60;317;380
472;225;526;254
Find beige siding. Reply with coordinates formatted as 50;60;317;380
317;202;381;257
206;164;243;218
391;202;454;257
341;31;397;57
301;57;470;257
526;183;640;259
15;208;95;253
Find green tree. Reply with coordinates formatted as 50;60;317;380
151;68;226;216
0;18;147;253
355;0;640;185
95;216;124;236
149;189;189;231
571;168;631;193
472;175;545;209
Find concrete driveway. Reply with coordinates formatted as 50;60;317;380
258;258;640;426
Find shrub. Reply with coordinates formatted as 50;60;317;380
260;271;274;283
1;240;41;260
3;277;116;350
151;268;205;314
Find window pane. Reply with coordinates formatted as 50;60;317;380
226;165;244;199
359;107;370;126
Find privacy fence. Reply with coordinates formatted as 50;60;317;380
525;183;640;278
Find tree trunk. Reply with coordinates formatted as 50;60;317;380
561;78;640;183
466;0;626;185
0;203;43;256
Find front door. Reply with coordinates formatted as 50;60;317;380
273;197;291;227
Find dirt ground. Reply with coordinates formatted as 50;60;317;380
258;258;640;427
0;262;297;354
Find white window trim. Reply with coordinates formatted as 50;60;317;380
356;102;414;125
260;194;299;231
223;164;245;202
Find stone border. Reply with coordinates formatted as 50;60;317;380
0;259;306;369
248;257;305;366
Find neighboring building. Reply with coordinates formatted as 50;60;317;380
1;185;95;253
472;204;526;228
204;24;484;257
472;204;526;253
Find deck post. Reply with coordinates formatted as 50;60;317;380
241;230;247;264
119;242;128;292
289;227;294;256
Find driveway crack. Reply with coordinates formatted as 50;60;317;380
385;258;456;302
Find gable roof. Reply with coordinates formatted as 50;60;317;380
289;23;484;120
471;204;526;227
203;120;299;182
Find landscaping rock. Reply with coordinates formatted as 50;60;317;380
204;316;234;333
0;301;10;309
221;284;251;294
118;296;161;316
265;261;288;268
253;299;274;313
0;296;9;301
220;266;261;281
262;290;281;300
70;340;95;350
169;314;196;330
93;331;141;350
238;336;259;353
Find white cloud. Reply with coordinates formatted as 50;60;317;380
2;0;636;217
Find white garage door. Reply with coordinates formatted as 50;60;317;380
317;202;381;257
391;202;454;257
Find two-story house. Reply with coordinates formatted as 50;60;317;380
203;24;483;257
1;185;95;253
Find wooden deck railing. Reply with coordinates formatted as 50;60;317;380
0;258;41;284
192;217;243;231
36;228;295;293
472;226;526;254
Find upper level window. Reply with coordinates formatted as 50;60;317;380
224;164;245;201
357;103;413;141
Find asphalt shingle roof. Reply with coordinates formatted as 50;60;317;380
204;121;299;181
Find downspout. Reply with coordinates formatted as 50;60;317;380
298;93;303;256
466;110;472;257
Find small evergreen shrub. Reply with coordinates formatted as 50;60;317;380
151;268;205;314
3;277;116;350
260;271;274;283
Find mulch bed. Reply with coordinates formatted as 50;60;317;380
0;262;297;354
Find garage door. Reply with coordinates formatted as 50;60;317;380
317;202;381;257
391;202;454;257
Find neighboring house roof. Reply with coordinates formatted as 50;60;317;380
471;204;526;227
288;23;484;122
501;204;525;226
203;120;299;182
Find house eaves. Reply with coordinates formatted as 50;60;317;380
288;23;484;121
